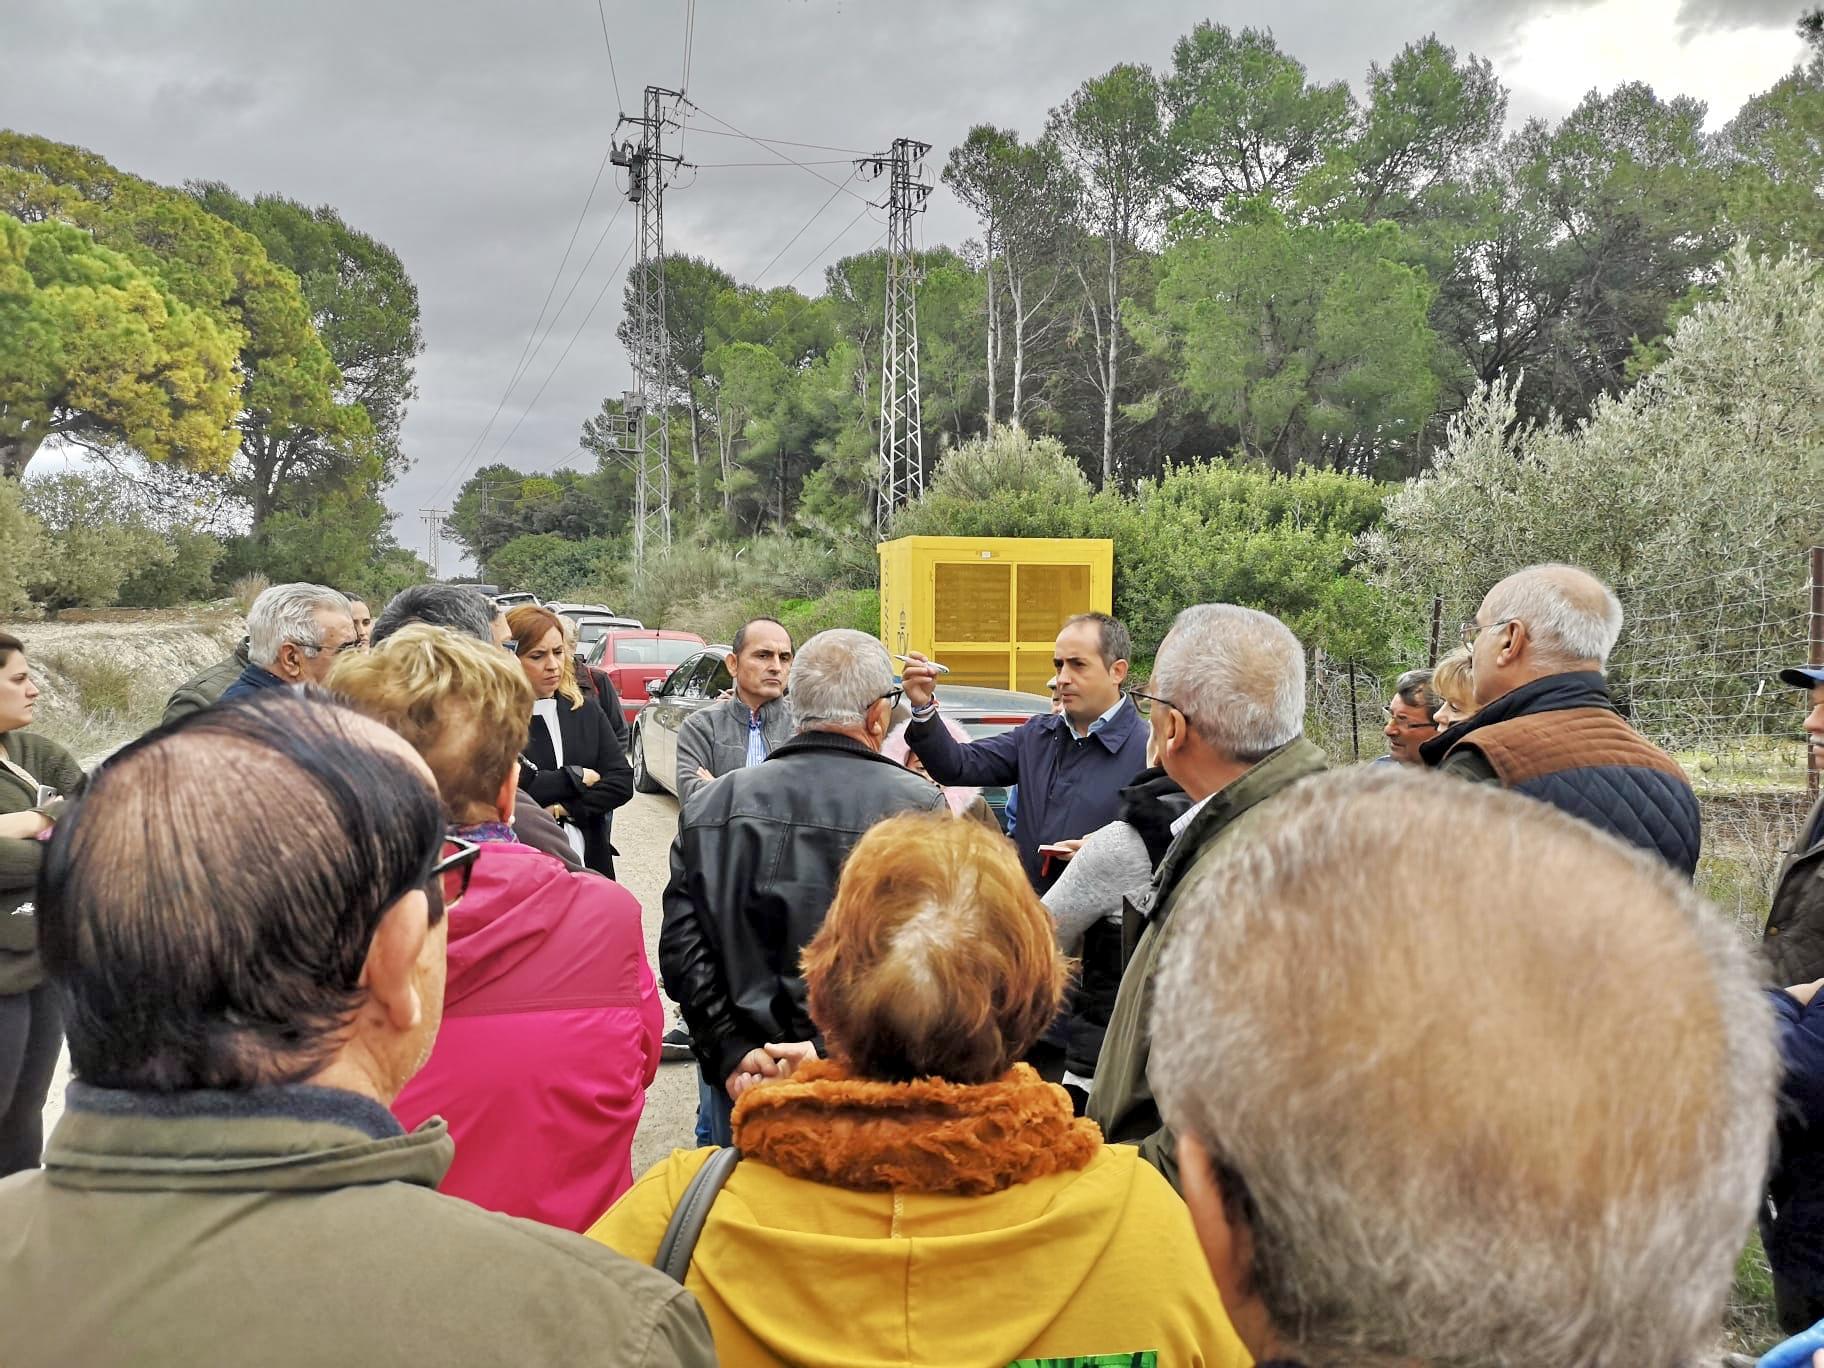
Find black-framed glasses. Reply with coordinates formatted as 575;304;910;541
1128;688;1180;719
1382;706;1439;732
877;686;905;710
427;836;481;916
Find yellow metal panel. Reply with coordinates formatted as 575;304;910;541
878;536;1113;695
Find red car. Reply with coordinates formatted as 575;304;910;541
585;629;708;726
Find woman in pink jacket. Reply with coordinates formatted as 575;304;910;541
331;624;661;1230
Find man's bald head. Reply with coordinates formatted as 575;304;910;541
1152;766;1777;1367
39;691;447;1091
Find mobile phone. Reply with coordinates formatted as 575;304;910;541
893;654;951;675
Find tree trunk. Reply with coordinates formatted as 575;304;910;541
1102;238;1119;488
715;394;732;520
687;399;703;518
0;430;45;481
1008;271;1025;430
983;248;998;429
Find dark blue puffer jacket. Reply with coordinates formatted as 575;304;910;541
1420;672;1701;876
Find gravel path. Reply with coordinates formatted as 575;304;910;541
42;790;703;1183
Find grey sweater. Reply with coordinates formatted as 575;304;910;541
1041;818;1152;952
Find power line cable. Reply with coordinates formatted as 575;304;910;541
485;229;639;469
678;126;871;156
595;0;624;110
751;176;852;287
681;97;872;204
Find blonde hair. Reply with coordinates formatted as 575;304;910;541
329;623;534;824
1430;647;1475;718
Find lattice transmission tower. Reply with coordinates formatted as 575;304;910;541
611;85;682;569
858;138;932;531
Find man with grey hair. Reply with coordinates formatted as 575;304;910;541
659;629;942;1145
1151;766;1777;1368
1420;562;1700;875
219;583;356;702
1376;667;1439;765
368;583;496;648
1088;604;1324;1187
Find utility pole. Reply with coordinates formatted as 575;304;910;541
858;138;932;532
419;507;447;580
611;85;683;571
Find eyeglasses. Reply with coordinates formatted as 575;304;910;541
1382;706;1439;732
877;686;905;710
427;836;480;917
1128;688;1180;720
300;638;363;658
1459;618;1515;652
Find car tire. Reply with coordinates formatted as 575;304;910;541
631;723;664;794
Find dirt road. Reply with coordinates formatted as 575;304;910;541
42;789;703;1182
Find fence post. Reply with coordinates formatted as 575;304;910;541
1811;547;1823;798
1347;661;1361;763
1428;595;1443;667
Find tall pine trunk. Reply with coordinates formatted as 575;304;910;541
1101;237;1119;487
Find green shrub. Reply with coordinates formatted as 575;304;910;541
0;479;42;611
777;588;881;642
485;534;623;603
894;432;1398;669
118;529;224;607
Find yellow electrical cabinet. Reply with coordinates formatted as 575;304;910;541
878;536;1114;695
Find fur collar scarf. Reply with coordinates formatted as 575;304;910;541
731;1059;1101;1196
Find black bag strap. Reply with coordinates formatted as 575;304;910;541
654;1146;741;1284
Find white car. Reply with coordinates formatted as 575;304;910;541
546;602;645;648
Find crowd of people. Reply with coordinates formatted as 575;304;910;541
0;559;1822;1365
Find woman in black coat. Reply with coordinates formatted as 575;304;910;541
508;607;634;879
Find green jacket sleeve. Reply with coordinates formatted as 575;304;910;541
1440;745;1500;784
638;1288;718;1367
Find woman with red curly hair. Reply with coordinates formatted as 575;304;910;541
589;812;1247;1366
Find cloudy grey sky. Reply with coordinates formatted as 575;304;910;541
1;0;1805;568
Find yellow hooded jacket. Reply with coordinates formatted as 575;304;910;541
589;1141;1249;1368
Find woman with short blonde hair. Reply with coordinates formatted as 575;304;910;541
1430;646;1477;729
590;812;1248;1367
330;625;660;1229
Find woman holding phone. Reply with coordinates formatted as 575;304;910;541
0;632;84;1176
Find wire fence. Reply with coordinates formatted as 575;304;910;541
1306;551;1819;934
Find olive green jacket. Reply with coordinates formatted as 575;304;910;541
0;1083;717;1367
1087;737;1328;1191
0;730;84;996
160;639;251;726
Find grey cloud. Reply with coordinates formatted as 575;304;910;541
0;0;1802;552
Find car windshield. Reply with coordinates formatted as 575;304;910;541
577;621;611;644
613;637;702;666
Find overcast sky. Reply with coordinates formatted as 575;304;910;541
1;0;1806;569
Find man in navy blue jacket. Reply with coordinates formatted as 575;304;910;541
900;613;1148;891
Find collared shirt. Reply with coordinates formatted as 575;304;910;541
1170;792;1214;838
1068;696;1130;742
744;709;768;767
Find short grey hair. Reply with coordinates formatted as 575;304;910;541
247;584;352;667
1150;604;1305;761
1482;563;1624;668
1391;668;1438;715
1152;766;1778;1368
790;629;894;730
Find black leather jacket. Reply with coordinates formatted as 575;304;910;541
659;730;945;1082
